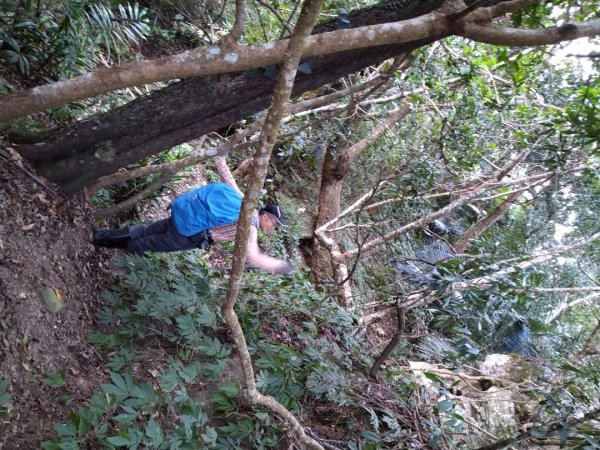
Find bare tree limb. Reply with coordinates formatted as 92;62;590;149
369;302;407;379
463;0;538;21
220;1;326;448
546;292;600;324
93;170;177;220
454;189;524;252
568;320;600;364
347;105;412;161
365;231;600;323
536;287;600;293
222;0;247;45
459;20;600;47
256;0;293;35
474;404;600;450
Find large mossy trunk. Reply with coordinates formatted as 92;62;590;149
14;1;444;193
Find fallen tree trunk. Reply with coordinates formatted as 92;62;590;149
13;1;445;193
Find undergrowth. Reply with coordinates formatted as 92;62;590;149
40;251;427;449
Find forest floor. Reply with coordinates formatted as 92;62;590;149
0;135;400;448
0;136;221;448
0;139;117;448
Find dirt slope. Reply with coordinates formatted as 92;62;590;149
0;141;115;448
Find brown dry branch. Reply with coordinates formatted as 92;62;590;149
359;166;561;215
364;230;600;324
256;0;293;36
85;137;216;193
568;320;600;364
88;62;410;196
93;170;178;220
369;301;407;379
339;163;587;261
311;101;413;305
86;72;392;198
222;0;247;46
535;287;600;293
453;189;524;252
320;158;576;316
314;183;387;308
473;404;600;450
545;293;600;323
220;1;326;448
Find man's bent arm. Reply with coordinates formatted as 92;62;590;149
215;156;244;197
246;227;294;274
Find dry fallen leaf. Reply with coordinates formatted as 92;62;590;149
6;146;25;168
21;223;36;231
35;193;51;205
38;287;64;313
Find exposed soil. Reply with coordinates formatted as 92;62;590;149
0;139;115;448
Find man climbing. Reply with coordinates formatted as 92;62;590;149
91;156;295;274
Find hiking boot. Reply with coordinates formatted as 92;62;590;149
91;228;130;249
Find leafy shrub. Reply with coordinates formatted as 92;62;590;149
1;1;150;79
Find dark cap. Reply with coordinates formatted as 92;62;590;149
260;204;287;226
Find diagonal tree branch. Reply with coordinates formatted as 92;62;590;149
458;20;600;47
546;292;600;324
365;231;600;323
220;1;326;448
453;189;524;253
222;0;247;45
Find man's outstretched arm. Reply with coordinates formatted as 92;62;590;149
246;227;295;274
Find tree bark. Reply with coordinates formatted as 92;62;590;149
13;1;447;193
220;1;326;447
311;105;410;285
453;189;524;252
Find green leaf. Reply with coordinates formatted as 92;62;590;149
201;426;218;444
101;383;127;397
254;411;269;422
178;362;201;383
219;419;253;438
53;423;75;437
107;433;132;446
0;378;9;391
145;417;164;445
43;372;67;388
109;372;129;394
583;434;600;448
197;305;217;328
451;327;471;335
219;382;240;397
531;425;549;438
559;421;569;448
429;430;442;448
423;372;444;384
113;408;138;423
159;368;179;393
436;399;454;412
560;363;583;374
361;430;380;442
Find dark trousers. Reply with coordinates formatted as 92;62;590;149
128;218;212;253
